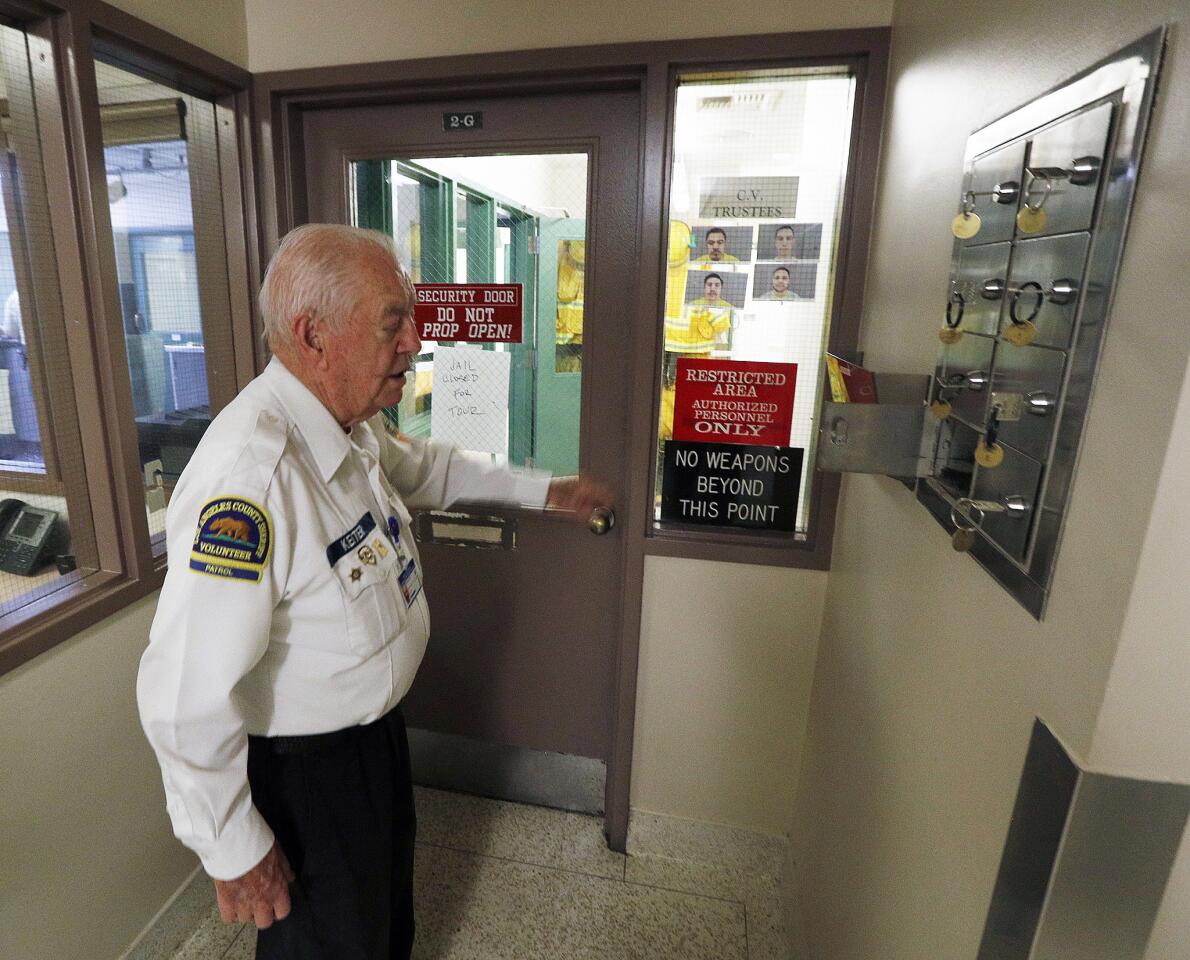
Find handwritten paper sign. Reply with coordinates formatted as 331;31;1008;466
430;346;511;455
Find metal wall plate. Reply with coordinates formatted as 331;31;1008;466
976;719;1190;960
413;510;517;549
918;29;1166;619
408;726;606;814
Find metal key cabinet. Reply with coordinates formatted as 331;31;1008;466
818;29;1166;619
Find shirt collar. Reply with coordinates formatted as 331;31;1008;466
262;356;351;483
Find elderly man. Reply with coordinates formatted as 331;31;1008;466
137;224;608;959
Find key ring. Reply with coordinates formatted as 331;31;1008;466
1009;280;1044;325
1022;173;1054;213
950;499;985;532
945;289;966;329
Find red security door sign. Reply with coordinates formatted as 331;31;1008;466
673;358;797;446
414;284;523;343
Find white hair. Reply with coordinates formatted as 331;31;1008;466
258;223;408;352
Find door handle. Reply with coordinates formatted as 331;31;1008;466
588;507;615;535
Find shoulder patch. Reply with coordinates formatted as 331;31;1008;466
190;497;272;583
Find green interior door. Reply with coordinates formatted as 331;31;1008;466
534;217;585;474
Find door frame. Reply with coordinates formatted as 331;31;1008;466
251;28;889;852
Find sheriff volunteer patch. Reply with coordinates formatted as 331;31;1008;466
190;496;272;583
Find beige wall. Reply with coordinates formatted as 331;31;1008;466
792;1;1190;958
245;0;892;72
107;0;248;67
1088;349;1190;783
0;594;194;960
632;557;827;834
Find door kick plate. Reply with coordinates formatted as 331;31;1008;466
414;511;516;549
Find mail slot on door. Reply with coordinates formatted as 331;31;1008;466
1016;101;1113;238
961;141;1027;245
1003;233;1090;348
934;334;997;428
989;343;1067;462
971;443;1044;562
950;242;1012;337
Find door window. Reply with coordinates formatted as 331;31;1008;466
349;153;589;475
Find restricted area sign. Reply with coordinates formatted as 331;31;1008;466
414;283;523;343
673;358;797;446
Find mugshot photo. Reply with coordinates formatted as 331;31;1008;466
752;261;817;301
683;269;749;308
690;225;756;265
757;223;822;261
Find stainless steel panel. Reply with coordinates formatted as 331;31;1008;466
972;444;1043;562
989;343;1067;462
817;401;931;478
1031;774;1190;960
938;333;997;427
976;718;1190;960
408;727;606;814
977;720;1079;960
965;141;1027;245
918;30;1164;619
953;242;1012;336
1004;234;1091;348
1020;101;1113;237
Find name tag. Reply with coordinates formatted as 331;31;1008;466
327;513;376;568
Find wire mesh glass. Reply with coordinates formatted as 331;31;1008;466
350;153;589;475
655;67;857;535
96;58;231;551
0;23;101;616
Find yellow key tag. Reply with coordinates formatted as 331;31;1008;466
1003;321;1038;346
938;326;962;344
1016;206;1047;234
952;526;977;552
951;211;982;239
975;441;1005;468
930;399;952;419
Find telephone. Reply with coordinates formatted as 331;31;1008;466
0;499;67;575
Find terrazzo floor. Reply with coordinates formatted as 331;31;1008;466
157;787;790;960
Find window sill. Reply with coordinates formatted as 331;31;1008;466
0;565;164;677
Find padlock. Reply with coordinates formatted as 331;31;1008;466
951;526;978;552
1016;205;1047;234
974;440;1005;468
1003;320;1038;346
951;211;982;239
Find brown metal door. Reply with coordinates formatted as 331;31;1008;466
300;90;639;829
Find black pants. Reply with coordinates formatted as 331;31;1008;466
247;706;416;960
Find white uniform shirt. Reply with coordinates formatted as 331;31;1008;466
137;357;549;880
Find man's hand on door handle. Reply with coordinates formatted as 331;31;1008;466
546;475;614;523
